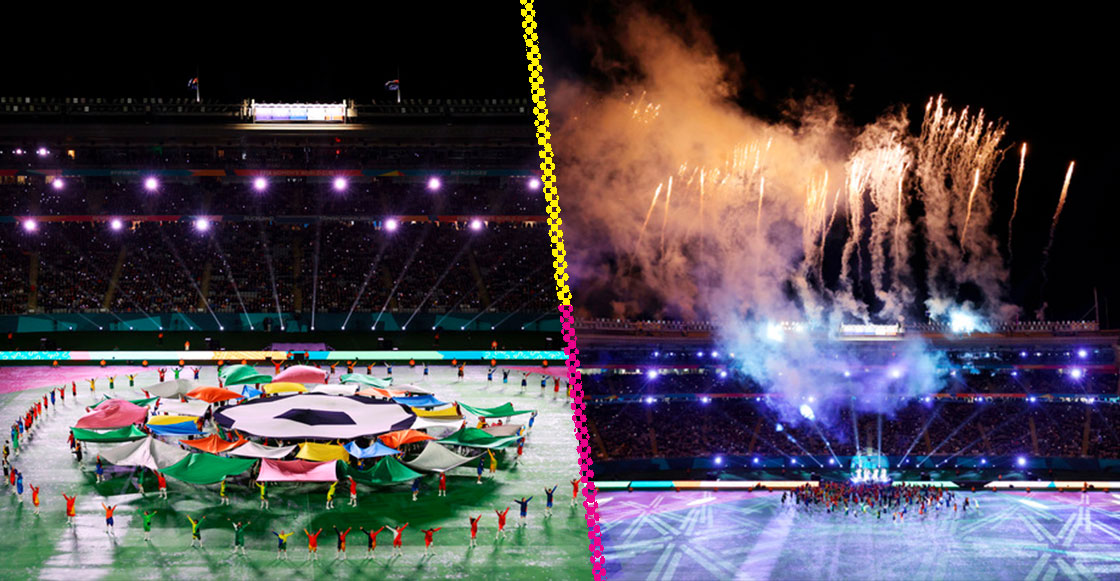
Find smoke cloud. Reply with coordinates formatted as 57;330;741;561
553;7;1017;424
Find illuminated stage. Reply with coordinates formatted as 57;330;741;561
598;489;1120;580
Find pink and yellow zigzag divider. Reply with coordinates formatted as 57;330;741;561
521;3;605;578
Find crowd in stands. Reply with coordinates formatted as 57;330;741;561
586;370;1120;461
1;221;554;315
584;368;1118;396
0;178;547;216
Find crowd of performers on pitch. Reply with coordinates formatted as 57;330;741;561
782;482;979;520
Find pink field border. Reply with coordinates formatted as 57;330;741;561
520;4;605;578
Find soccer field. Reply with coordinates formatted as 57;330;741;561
598;488;1120;580
0;364;591;580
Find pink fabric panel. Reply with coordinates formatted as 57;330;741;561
258;458;338;482
74;400;148;429
272;365;326;384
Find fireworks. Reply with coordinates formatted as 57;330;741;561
1007;142;1027;258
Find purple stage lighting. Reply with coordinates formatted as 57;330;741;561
427;176;441;191
194;218;210;232
22;219;37;232
144;177;159;191
1070;368;1084;380
646;370;658;379
333;177;348;191
110;219;123;231
36;147;49;157
528;178;541;190
385;218;399;231
51;178;64;190
253;177;268;191
470;219;483;231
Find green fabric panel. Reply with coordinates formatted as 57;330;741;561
457;402;534;418
72;425;148;442
438;427;521;449
159;453;258;485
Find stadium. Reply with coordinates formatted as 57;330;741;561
541;4;1120;580
0;95;589;579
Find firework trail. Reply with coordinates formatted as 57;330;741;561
960;168;981;250
1041;161;1076;288
636;182;663;247
660;176;673;252
755;176;765;231
1007;142;1027;259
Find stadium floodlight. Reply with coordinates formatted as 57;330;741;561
253;177;268;191
1029;396;1037;403
889;368;903;379
701;397;711;404
332;177;348;192
1077;348;1088;359
110;219;123;231
427;177;441;191
1011;370;1019;377
385;218;399;231
828;458;836;465
470;219;483;231
22;219;37;232
645;397;654;404
144;177;159;191
980;458;987;465
775;423;784;432
646;369;658;379
711;351;719;358
791;458;798;465
714;456;723;465
194;218;210;232
1020;351;1028;358
51;178;64;190
653;351;659;357
36;147;49;157
1017;457;1027;467
719;371;728;378
843;370;852;378
528;178;541;190
1070;368;1084;380
752;457;760;464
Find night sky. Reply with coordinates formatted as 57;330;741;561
538;2;1118;325
0;5;1115;323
